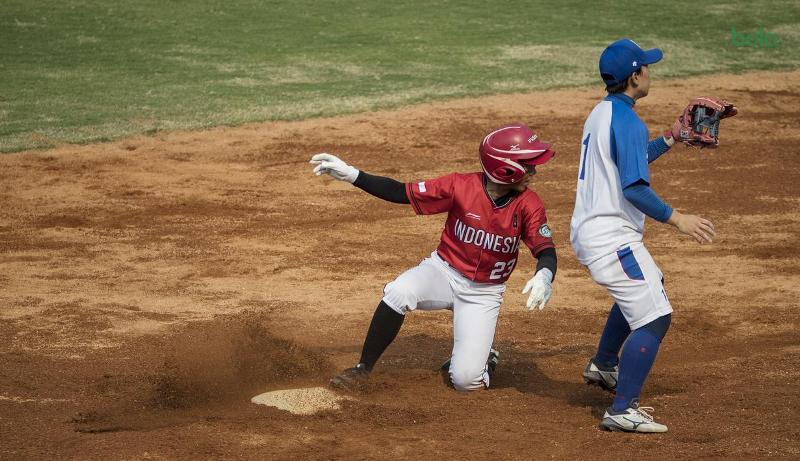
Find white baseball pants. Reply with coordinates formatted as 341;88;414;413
587;242;673;330
382;251;505;391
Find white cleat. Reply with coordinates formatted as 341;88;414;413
582;358;618;393
600;402;668;433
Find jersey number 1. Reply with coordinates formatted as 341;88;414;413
579;133;591;180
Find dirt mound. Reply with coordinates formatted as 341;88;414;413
149;313;329;409
72;312;332;433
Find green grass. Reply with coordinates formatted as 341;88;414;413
1;0;798;152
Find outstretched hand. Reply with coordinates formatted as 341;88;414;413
310;153;359;183
668;210;715;244
522;268;553;311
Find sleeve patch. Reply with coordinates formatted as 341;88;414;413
538;224;552;238
418;181;427;193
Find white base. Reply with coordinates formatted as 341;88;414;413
250;387;351;415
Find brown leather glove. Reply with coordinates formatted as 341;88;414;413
665;97;738;148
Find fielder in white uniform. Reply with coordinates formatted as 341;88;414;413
571;39;716;433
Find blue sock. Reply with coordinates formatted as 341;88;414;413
612;328;661;411
594;303;631;368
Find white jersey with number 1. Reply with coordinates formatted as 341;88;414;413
570;94;651;266
570;93;672;330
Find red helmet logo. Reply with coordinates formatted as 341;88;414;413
479;123;556;184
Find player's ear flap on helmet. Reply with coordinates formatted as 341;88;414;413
498;166;517;177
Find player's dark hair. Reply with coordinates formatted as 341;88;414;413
605;68;643;93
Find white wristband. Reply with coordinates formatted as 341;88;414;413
344;167;359;184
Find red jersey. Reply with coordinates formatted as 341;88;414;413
405;172;554;284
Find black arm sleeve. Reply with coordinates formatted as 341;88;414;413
535;247;557;280
352;171;410;204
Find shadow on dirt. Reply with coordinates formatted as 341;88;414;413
489;345;610;418
368;333;611;418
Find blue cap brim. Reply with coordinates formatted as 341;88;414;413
642;48;663;65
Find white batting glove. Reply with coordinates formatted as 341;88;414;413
309;153;359;184
522;268;553;311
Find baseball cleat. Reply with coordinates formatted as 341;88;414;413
439;358;450;373
487;348;500;376
599;401;668;433
329;363;370;390
582;357;618;393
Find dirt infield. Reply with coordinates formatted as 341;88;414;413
1;70;799;459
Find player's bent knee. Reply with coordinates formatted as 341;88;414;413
640;313;671;341
449;367;487;391
381;282;413;315
380;296;408;315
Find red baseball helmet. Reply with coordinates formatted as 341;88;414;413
479;123;556;184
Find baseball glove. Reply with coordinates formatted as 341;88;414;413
667;97;738;148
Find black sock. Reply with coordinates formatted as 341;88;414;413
359;301;405;371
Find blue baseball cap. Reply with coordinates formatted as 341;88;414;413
599;38;663;86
